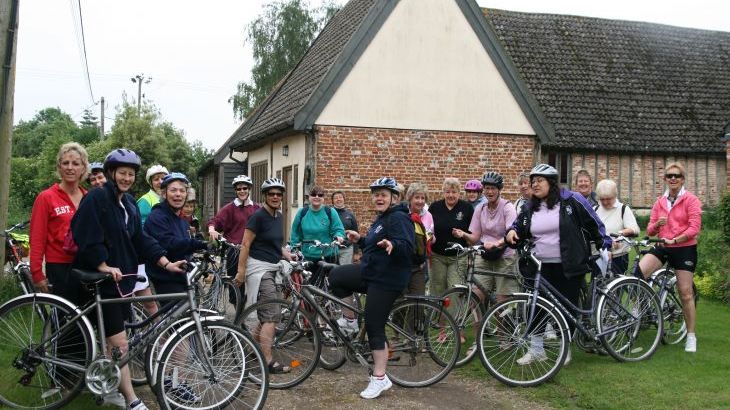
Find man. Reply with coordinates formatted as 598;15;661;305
575;169;598;207
87;162;107;188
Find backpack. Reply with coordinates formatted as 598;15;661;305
411;212;428;266
296;204;333;240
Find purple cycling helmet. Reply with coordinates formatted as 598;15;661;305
103;148;141;172
464;179;482;191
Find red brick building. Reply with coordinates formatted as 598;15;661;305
204;0;730;232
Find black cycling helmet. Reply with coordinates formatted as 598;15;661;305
530;164;559;178
261;177;286;193
369;177;399;194
160;172;190;189
481;171;504;190
103;148;141;172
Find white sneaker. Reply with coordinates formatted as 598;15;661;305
337;317;359;336
545;323;557;340
685;333;697;353
516;350;547;365
128;399;149;410
360;374;392;399
102;392;126;409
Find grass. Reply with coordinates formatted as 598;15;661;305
457;298;730;409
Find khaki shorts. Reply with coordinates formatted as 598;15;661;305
473;256;519;297
255;272;280;323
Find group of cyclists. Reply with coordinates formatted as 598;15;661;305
24;140;702;406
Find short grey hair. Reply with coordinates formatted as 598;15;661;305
442;177;460;192
595;179;618;199
405;182;429;203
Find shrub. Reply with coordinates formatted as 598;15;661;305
719;193;730;245
695;229;730;303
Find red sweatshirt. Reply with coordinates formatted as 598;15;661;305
29;183;86;282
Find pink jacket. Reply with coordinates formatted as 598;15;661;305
646;190;702;247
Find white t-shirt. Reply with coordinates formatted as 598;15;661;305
595;201;640;256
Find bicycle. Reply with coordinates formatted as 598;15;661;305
195;237;243;322
238;259;460;390
0;261;269;409
2;220;33;295
477;240;663;387
615;234;698;345
440;243;517;367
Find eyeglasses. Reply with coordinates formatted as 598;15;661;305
267;192;283;197
531;177;548;185
310;193;325;198
235;186;249;192
665;173;683;180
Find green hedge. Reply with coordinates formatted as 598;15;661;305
720;193;730;245
695;229;730;303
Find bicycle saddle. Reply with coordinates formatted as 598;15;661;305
316;261;338;275
72;269;110;284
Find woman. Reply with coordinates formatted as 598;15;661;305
506;164;611;366
30;142;88;299
235;177;295;374
515;171;531;213
289;186;345;263
72;149;185;410
87;161;107;189
137;164;169;226
464;179;485;209
638;162;701;353
429;177;474;297
453;171;518;304
328;177;414;399
181;187;201;238
332;190;359;264
144;173;207;296
594;179;640;275
404;182;434;296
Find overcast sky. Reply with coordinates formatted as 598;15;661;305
15;0;729;153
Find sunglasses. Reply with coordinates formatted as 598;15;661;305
267;192;283;197
665;173;684;180
235;186;249;191
310;193;325;198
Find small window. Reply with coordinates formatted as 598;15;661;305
546;152;570;185
250;160;268;204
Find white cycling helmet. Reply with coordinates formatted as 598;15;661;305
145;164;169;185
261;177;286;193
186;187;197;202
530;164;559;178
232;174;253;187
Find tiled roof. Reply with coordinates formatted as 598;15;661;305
484;8;730;153
231;0;377;150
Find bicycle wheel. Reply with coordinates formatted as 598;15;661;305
128;303;149;386
384;299;459;387
0;294;94;409
238;299;321;389
155;322;268;410
477;296;568;387
200;273;242;323
596;278;662;362
441;286;485;367
316;298;347;371
660;278;687;345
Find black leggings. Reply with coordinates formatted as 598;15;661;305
532;263;584;335
329;264;401;350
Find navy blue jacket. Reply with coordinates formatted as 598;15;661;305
510;188;612;278
144;201;206;285
358;203;414;291
72;180;166;295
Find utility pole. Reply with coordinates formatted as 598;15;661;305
130;74;151;116
99;96;104;138
0;0;19;269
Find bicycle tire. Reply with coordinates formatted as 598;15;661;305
316;298;348;371
596;277;662;362
385;299;460;388
660;279;688;345
199;272;243;323
154;322;268;410
440;286;485;367
129;303;149;386
477;296;568;387
238;298;321;389
0;294;95;409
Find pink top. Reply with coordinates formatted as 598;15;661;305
647;188;702;247
469;198;516;257
531;202;561;261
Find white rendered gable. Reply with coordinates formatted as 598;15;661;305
315;0;534;135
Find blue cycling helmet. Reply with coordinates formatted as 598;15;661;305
160;172;190;189
103;148;141;172
369;177;399;194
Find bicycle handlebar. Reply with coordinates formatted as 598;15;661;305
2;220;29;236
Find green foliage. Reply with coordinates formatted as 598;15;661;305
719;193;730;245
695;229;730;302
230;0;341;120
635;213;649;230
12;107;79;158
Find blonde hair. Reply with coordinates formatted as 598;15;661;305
405;182;429;203
55;142;89;180
595;179;618;199
575;169;593;183
665;162;686;177
442;177;460;192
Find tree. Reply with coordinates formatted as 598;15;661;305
230;0;341;120
11;107;77;157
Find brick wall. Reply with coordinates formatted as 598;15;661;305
314;125;535;231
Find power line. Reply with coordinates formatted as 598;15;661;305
69;0;94;103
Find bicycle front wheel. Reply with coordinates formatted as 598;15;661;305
238;299;321;389
0;294;94;409
596;278;662;362
155;322;268;410
441;286;485;367
660;278;687;345
477;296;568;387
385;299;460;387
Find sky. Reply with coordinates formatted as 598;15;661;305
15;0;729;153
